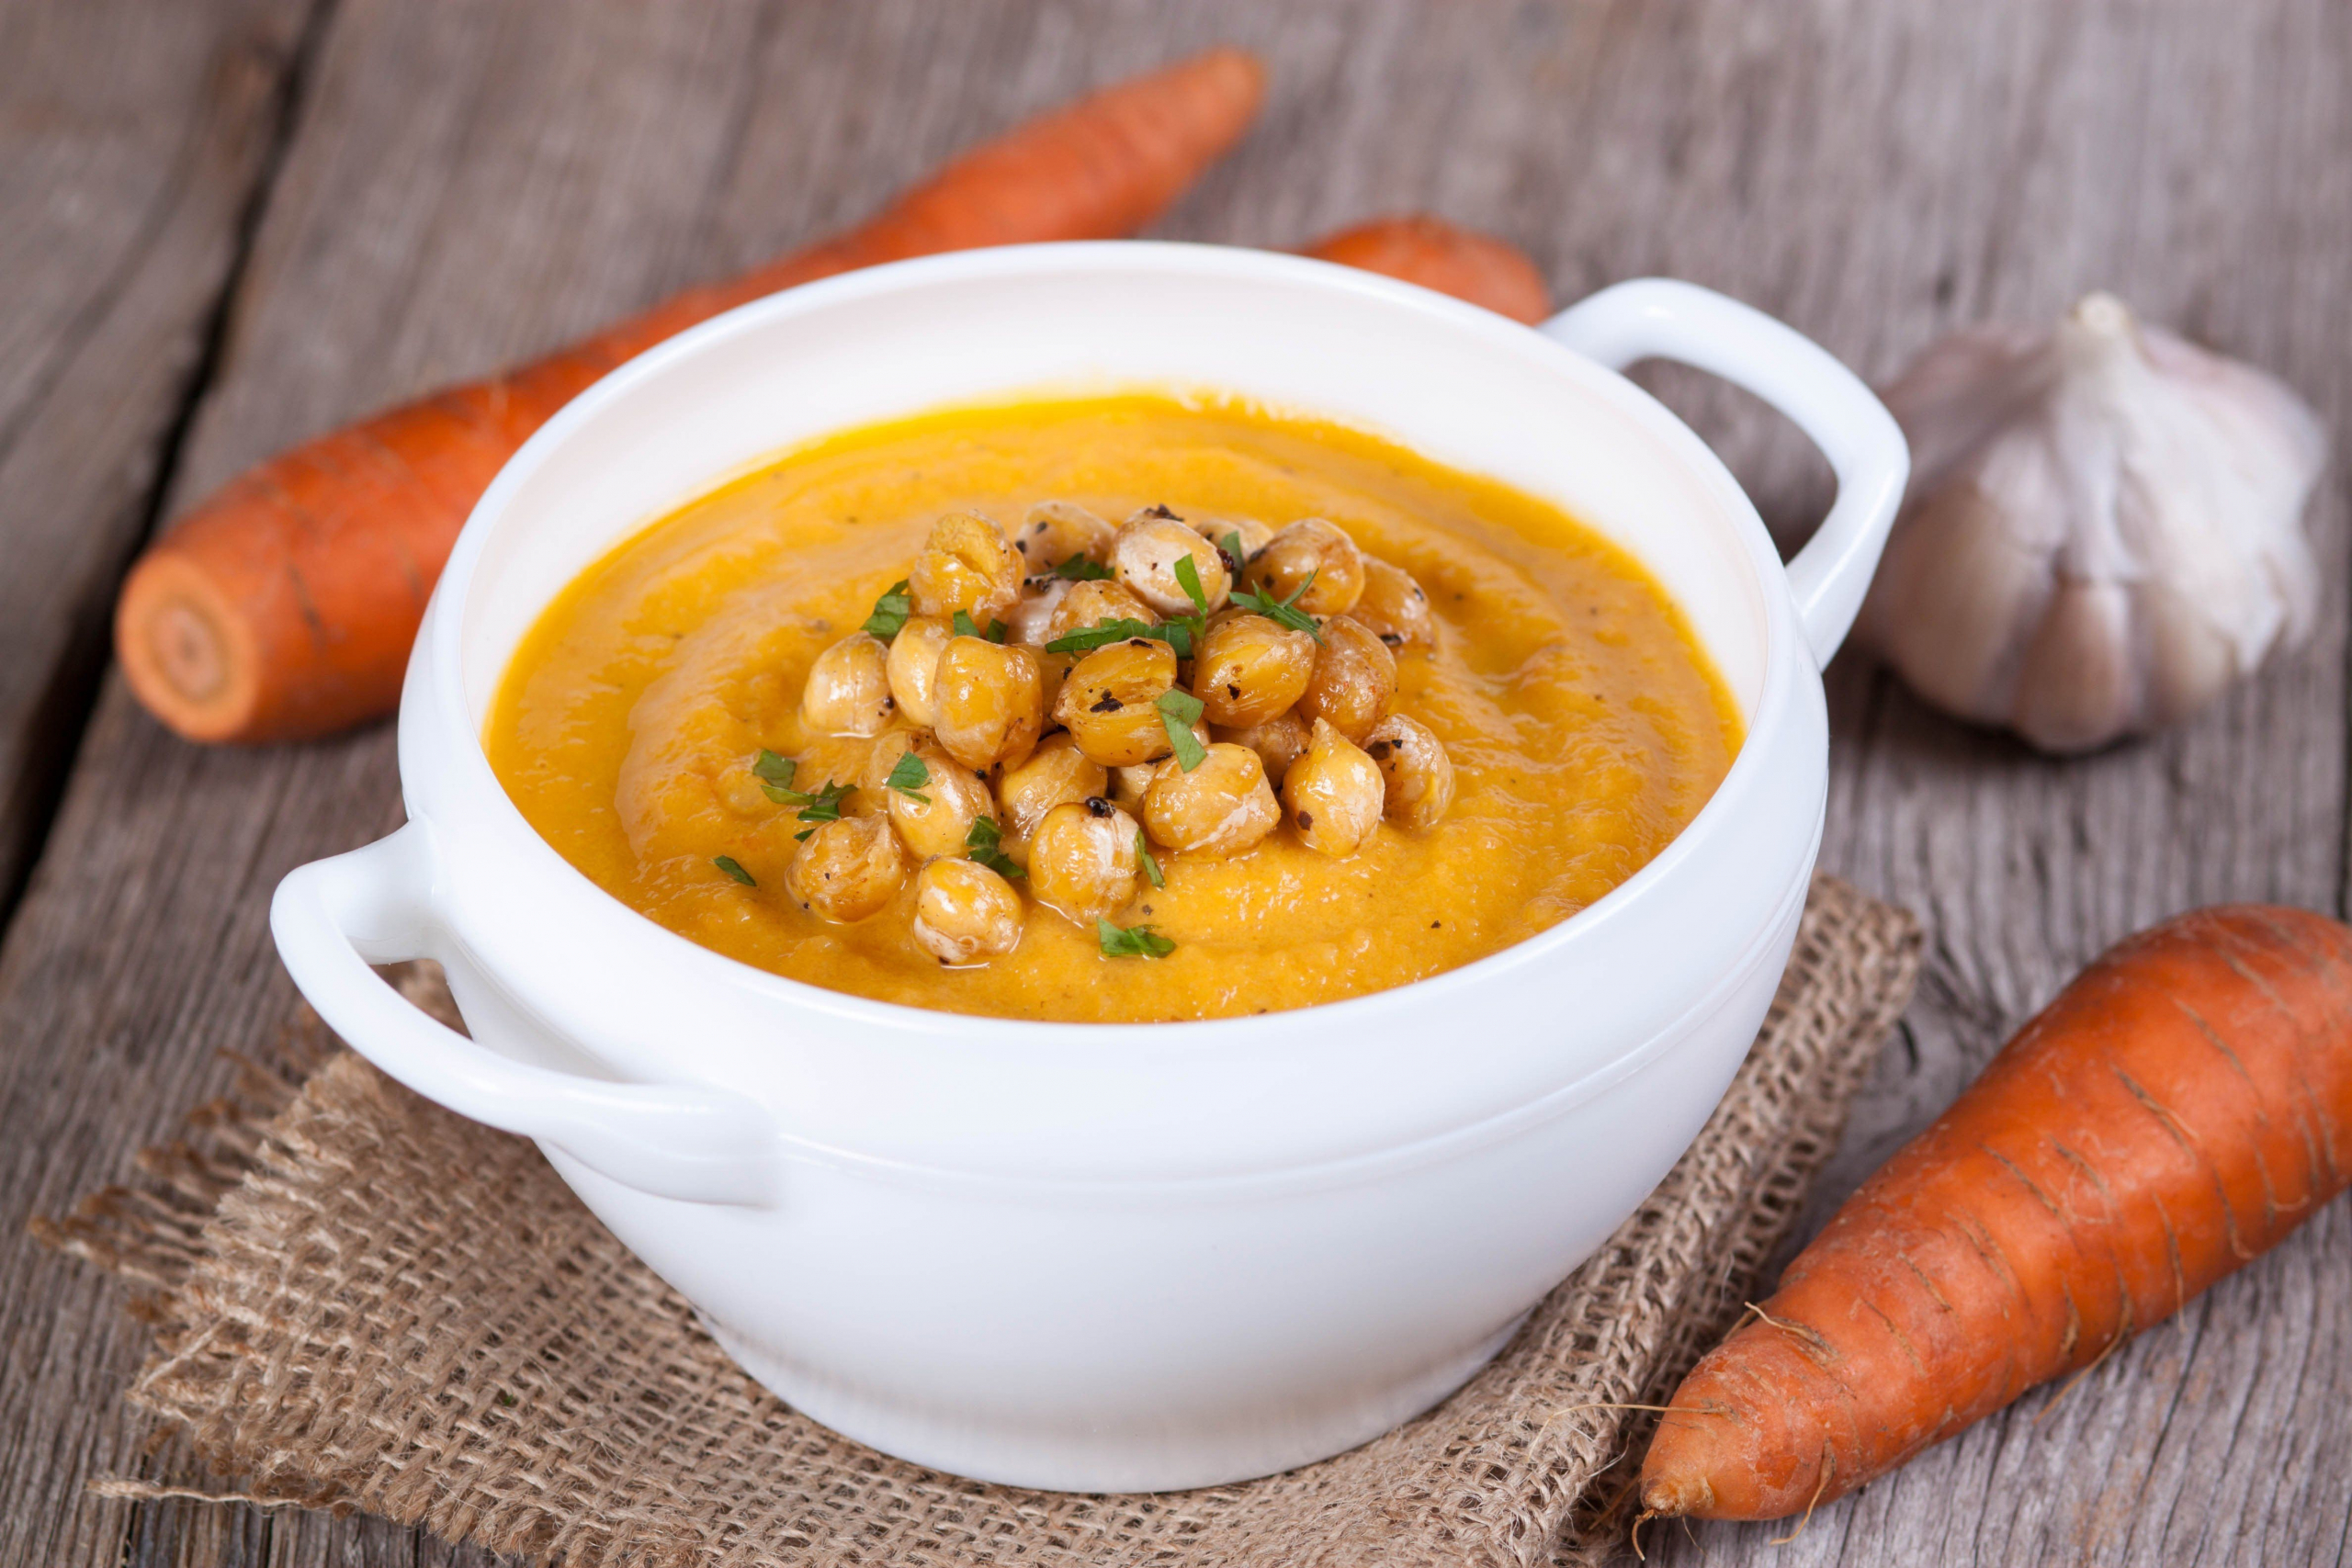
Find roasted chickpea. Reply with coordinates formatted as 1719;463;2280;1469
800;632;896;737
785;814;907;921
1001;579;1070;648
933;637;1046;773
1295;615;1397;743
854;728;916;806
1244;517;1365;616
1142;743;1280;858
790;733;882;818
1193;611;1317;728
1192;513;1275;560
885;615;955;728
1053;637;1179;766
1283;718;1385;857
1213;709;1311;786
884;738;994;861
909;512;1023;619
1036;650;1069;720
1013;500;1114;572
1108;729;1204;811
1029;797;1141;923
996;732;1108;840
1108;761;1156;811
1113;508;1230;617
911;858;1025;964
1352;557;1436;649
1046;578;1154;643
1363;713;1456;831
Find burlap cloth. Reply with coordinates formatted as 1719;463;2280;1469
43;874;1917;1568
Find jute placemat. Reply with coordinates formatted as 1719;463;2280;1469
42;873;1917;1568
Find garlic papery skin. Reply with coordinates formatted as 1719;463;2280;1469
1859;292;2326;753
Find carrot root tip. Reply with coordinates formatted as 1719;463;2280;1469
1631;1508;1657;1561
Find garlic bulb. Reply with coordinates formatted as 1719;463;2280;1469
1860;292;2325;753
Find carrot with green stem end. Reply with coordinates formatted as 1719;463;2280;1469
1639;904;2352;1525
117;47;1267;745
1298;214;1552;323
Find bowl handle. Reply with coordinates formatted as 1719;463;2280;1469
271;821;780;1206
1541;278;1909;667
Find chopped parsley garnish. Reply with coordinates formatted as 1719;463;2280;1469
1097;918;1175;958
884;751;932;804
1220;530;1248;567
1231;569;1323;642
967;816;1025;878
786;780;856;838
862;579;913;639
1148;616;1195;660
754;752;855;827
1051;554;1114;581
713;855;756;887
1172;553;1211;617
1046;612;1207;660
1156;688;1207;772
950;609;1010;643
1136;830;1164;888
1046;616;1157;654
1145;554;1210;661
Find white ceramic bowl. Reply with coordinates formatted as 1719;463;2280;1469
272;243;1905;1493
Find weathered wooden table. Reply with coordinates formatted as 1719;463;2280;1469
3;3;2346;1563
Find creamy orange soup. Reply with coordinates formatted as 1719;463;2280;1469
488;395;1740;1021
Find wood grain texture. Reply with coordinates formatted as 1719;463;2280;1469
0;6;320;1564
1652;5;2352;1563
0;2;2344;1565
0;0;314;911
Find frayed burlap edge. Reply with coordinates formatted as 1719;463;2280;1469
42;874;1917;1568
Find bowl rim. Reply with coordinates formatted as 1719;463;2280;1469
420;240;1811;1048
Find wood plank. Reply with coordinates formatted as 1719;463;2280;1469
4;2;2346;1565
0;3;785;1564
0;0;315;910
1634;1;2352;1563
0;6;322;1563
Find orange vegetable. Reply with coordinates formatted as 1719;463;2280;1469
1299;214;1551;323
1640;905;2352;1526
116;47;1267;744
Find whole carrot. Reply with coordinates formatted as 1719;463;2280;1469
1299;214;1552;323
1641;905;2352;1525
117;48;1266;744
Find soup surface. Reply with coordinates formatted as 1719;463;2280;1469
488;394;1741;1021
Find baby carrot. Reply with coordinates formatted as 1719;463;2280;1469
1299;214;1552;323
117;47;1267;744
1639;904;2352;1525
